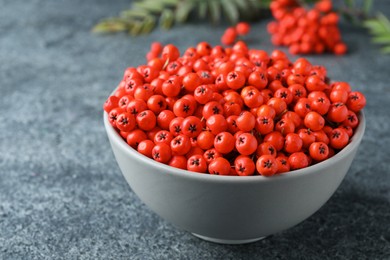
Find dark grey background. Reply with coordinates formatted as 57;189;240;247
1;0;389;259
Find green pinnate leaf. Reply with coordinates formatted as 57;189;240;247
197;1;208;20
363;0;373;15
160;9;175;29
160;0;179;6
381;45;390;54
246;0;262;10
141;15;157;34
175;1;195;23
233;0;249;12
120;9;149;19
372;35;390;44
364;12;390;54
92;18;128;33
208;0;221;24
133;0;164;13
129;21;144;35
222;0;239;24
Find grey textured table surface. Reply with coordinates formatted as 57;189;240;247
1;0;390;259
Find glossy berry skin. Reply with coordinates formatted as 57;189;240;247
284;133;303;154
267;97;287;116
126;129;147;149
241;86;264;108
309;141;329;161
305;75;326;92
257;104;276;119
116;112;136;132
202;101;223;119
134;84;154;101
203;148;222;164
206;114;228;135
187;154;207;173
288;84;307;103
154;130;173;145
236;22;251;35
226;115;240;134
274;87;293;105
173;98;195;117
288;152;309;170
264;131;285;151
197;131;215;150
146;127;162;141
248;70;268;89
147;95;167;114
276;155;290;174
256;142;277;158
298;128;316;148
181;116;203;138
162;76;181;97
310;94;331;115
127;99;147;116
234;155;256;176
157;110;175;130
256;155;278;177
221;27;237;46
208;157;231;175
282;111;302;128
255;115;274;135
214;132;235;154
275;118;295;136
294;98;311;118
294;58;312;76
169;117;184;136
186;146;204;159
236;111;256;132
329;128;349;150
182;72;202;92
194;85;213;104
137;140;155;158
226;71;246;90
304;111;325;131
330;89;348;104
161;44;180;61
170;134;192;156
136;110;157;131
108;107;124;128
168;155;187;170
343;110;359;129
347;91;366;112
327;102;348;123
104;96;119;113
152;143;172;163
235;133;258;156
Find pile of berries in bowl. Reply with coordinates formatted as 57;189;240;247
103;41;366;243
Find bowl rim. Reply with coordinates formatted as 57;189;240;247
104;110;365;184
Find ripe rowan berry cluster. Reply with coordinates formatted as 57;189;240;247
221;22;251;46
104;40;366;176
268;0;347;55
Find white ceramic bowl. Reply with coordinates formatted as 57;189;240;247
104;111;365;244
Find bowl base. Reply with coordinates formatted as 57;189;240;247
192;233;266;244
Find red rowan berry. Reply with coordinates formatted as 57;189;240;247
208;157;231;175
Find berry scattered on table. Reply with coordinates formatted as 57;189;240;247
221;22;251;46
